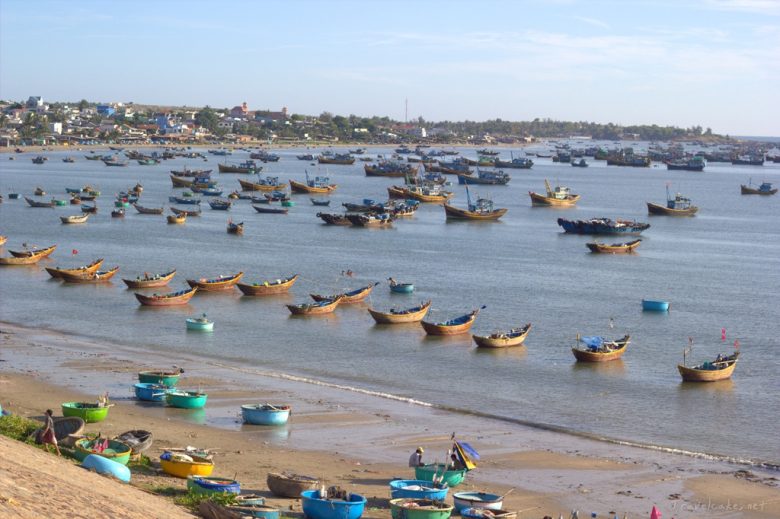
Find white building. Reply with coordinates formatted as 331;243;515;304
48;122;62;135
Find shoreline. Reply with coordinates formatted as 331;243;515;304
1;320;778;517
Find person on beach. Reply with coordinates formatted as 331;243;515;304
408;447;424;467
41;409;61;456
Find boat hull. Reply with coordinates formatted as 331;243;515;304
301;490;366;519
678;361;737;382
287;297;342;315
241;404;291;425
74;438;132;465
82;454;131;483
186;319;214;331
122;270;176;288
642;299;670;311
266;472;320;498
290;179;337;194
186;272;243;291
390;499;454;519
166;391;207;409
45;258;104;279
453;492;503;513
647;202;698;216
160;455;214;478
138;370;182;386
586;239;642;254
389;480;449;501
414;464;466;488
61;402;109;423
368;301;431;324
740;185;777;195
472;325;531;348
134;382;170;402
421;310;479;335
237;275;298;295
529;191;580;206
187;476;240;495
443;204;507;220
390;283;414;293
572;337;630;362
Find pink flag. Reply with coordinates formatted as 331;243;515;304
721;328;726;341
650;505;662;519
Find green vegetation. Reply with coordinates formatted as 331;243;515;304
174;489;237;510
0;414;41;443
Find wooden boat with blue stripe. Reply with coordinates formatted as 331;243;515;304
238;177;287;192
59;266;119;283
286;295;344;315
421;307;483;335
290;178;337;194
310;282;379;304
9;244;57;258
238;274;298;295
368;300;432;324
678;352;738;382
740;181;776;195
45;258;104;279
529;180;580;206
572;335;630;362
123;270;176;288
186;272;243;291
135;287;198;306
443;198;507;220
586;239;642;254
473;323;532;348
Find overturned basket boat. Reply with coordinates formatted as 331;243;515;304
266;472;320;498
30;416;85;447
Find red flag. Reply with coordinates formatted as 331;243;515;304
721;328;726;341
71;249;78;255
734;339;740;350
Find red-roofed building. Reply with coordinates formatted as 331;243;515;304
230;102;251;118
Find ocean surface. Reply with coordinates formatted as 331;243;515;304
1;143;778;467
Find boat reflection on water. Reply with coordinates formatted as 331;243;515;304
472;344;528;359
239;423;291;443
678;378;735;393
164;407;206;425
571;358;626;376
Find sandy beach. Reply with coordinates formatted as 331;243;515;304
0;321;778;518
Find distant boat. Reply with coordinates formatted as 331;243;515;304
208;199;232;210
186;272;243;292
473;324;532;348
572;335;630;362
62;156;75;163
168;196;201;205
111;208;125;218
310;198;331;206
642;299;670;311
586;239;642;254
740;181;776;195
666;156;705;171
218;160;261;174
167;213;186;224
570;158;588;168
647;187;698;216
296;154;314;161
250;150;280;162
60;213;89;224
388;278;414;293
678;351;739;382
346;213;394;227
123;270;177;289
286;296;343;315
59;266;120;284
241;404;291;425
317;153;355;165
529;180;580;206
170;207;201;217
253;204;288;214
421;307;483;336
25;196;54;208
456;169;511;185
290;171;337;194
237;274;298;296
186;313;214;332
557;217;650;235
731;155;764;166
45;258;104;279
31;156;47;164
135;287;198;306
133;204;164;215
9;244;57;258
367;300;431;324
316;212;350;225
237;177;286;192
310;282;379;304
493;156;533;169
227;220;244;234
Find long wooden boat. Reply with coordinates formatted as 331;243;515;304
286;296;343;315
170;207;201;217
443;201;507;220
391;185;453;203
266;472;320;498
252;204;288;214
289;179;337;194
311;282;378;304
80;203;98;214
135;287;198;306
123;270;177;288
60;213;90;224
24;196;54;208
647;189;698;216
0;254;47;265
317;212;351;225
9;244;57;258
571;335;631;362
133;204;164;215
170;174;194;188
317;154;355;165
557;218;650;235
367;300;432;324
473;324;532;348
678;352;739;382
167;213;186;224
45;258;104;279
529;180;580;206
186;272;244;292
346;213;394;227
421;308;482;335
237;274;298;296
237;177;286;192
59;266;120;283
218;160;261;174
740;182;776;195
586;239;642;254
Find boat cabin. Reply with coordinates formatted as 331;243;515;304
667;193;693;210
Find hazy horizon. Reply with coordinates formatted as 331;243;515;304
1;0;778;136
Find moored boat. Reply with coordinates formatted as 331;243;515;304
311;282;379;303
237;177;287;192
24;196;54;208
266;472;320;498
218;160;261;174
389;278;414;293
443;189;506;220
647;187;698;216
134;382;170;402
186;272;243;291
227;220;244;234
317;153;355;165
678;351;739;382
286;296;343;315
317;212;351;225
529;180;580;206
421;307;482;335
9;244;57;258
73;438;132;465
290;175;337;194
237;274;298;296
346;213;395;226
59;213;89;224
135;287;198;306
572;334;631;362
208;198;232;210
252;204;288;214
368;300;431;324
456;169;511;185
414;464;467;488
666;156;705;171
122;270;176;289
45;258;104;279
453;492;504;513
585;239;642;254
186;314;214;331
170;207;202;217
740;181;777;195
138;368;184;386
642;299;670;311
311;197;331;206
557;217;650;235
241;404;291;425
167;213;186;224
59;266;119;283
133;204;164;215
389;480;449;501
473;324;531;348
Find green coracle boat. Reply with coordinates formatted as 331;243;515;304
390;498;454;519
166;390;208;409
61;402;110;423
138;369;183;386
73;438;132;465
414;464;467;488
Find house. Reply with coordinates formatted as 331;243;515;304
254;107;289;124
96;105;116;117
49;122;63;135
230;102;251;119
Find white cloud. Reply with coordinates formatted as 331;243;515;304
573;16;610;29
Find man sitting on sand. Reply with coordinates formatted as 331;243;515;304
41;409;61;456
408;446;424;467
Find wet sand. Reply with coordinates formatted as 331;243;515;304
0;321;778;518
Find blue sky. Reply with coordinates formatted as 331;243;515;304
1;0;778;135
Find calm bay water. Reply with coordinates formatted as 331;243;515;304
1;144;778;466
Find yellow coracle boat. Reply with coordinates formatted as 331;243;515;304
159;451;214;478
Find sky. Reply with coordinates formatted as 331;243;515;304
1;0;778;135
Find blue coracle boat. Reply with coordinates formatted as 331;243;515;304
301;490;366;519
389;479;449;500
134;382;170;402
241;404;291;425
557;217;650;235
389;278;414;293
642;299;670;311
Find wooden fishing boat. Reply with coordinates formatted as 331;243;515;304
74;438;132;465
167;213;186;224
111;208;125;218
170;207;201;217
241;404;291;425
740;181;777;195
647;188;698;216
252;204;288;214
227;220;244;234
69;195;82;204
237;275;298;296
237;177;286;192
390;498;454;519
317;212;351;225
558;218;650;235
0;254;47;265
311;282;379;304
122;270;176;288
168;195;201;205
138;368;184;385
170;167;212;177
286;296;343;315
586;239;642;254
24;196;54;208
160;451;214;478
170;174;194;188
186;272;244;291
114;429;153;455
346;213;395;226
33;186;46;195
572;335;631;362
473;323;532;348
133;204;164;215
218;160;261;174
317;154;355;165
166;390;208;409
391;185;453;203
9;244;57;258
45;258;104;279
267;472;320;498
135;287;198;306
529;180;580;206
80;203;97;214
61;402;110;423
290;178;337;194
367;300;431;324
457;169;511;185
678;352;739;382
59;266;119;283
301;490;366;519
421;307;482;335
60;213;89;224
443;198;507;220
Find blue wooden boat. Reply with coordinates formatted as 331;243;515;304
389;479;449;501
134;382;170;402
187;476;240;495
301;490;367;519
642;299;670;311
389;278;414;293
166;390;208;409
557;217;650;235
241;404;291;425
